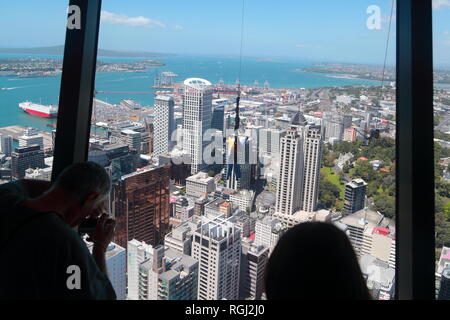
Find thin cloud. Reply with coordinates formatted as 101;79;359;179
101;11;166;28
433;0;450;10
174;25;184;31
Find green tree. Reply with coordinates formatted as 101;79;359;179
373;194;395;219
319;175;341;209
324;152;338;167
444;201;450;221
354;160;376;182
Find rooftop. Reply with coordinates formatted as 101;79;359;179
184;78;212;90
340;209;395;234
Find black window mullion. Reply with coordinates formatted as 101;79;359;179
396;0;435;300
52;0;102;180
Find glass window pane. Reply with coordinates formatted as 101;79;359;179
433;2;450;300
0;2;68;183
88;0;396;300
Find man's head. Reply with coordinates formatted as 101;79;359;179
53;162;111;226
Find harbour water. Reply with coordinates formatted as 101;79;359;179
0;54;381;133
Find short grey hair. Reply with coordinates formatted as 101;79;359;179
53;161;111;201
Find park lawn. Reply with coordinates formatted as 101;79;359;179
321;167;346;198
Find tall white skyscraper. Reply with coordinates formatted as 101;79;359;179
275;113;323;216
182;78;212;174
127;239;154;300
85;240;127;300
302;125;323;212
275;125;304;215
191;214;241;300
154;95;175;159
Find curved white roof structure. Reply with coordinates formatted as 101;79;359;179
184;78;212;90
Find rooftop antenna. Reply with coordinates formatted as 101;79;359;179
379;0;395;103
227;0;245;183
363;0;394;143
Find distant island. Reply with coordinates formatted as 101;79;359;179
299;63;395;82
0;45;174;58
0;57;165;78
301;62;450;84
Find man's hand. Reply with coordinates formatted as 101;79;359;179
87;213;116;252
87;214;115;274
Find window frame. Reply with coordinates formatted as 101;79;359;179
51;0;437;300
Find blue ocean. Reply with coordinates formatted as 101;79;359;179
0;54;380;133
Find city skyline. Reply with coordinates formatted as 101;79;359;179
0;2;449;301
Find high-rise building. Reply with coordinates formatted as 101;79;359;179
154;95;175;159
342;114;353;129
226;134;256;190
121;129;141;153
113;165;171;248
138;245;198;300
127;239;154;300
110;153;138;182
164;224;192;255
18;127;44;150
211;104;225;132
324;119;344;141
239;240;269;300
254;216;287;253
0;135;13;157
337;209;395;261
85;240;126;300
344;179;367;215
274;112;322;217
275;126;304;215
182;78;212;174
302;125;323;212
192;214;241;300
259;128;283;158
11;145;45;179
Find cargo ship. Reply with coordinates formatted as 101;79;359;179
19;101;58;118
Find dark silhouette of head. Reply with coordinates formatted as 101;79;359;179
265;222;371;300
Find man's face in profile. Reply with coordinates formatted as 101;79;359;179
66;193;107;227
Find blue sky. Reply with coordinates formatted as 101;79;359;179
1;0;450;66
